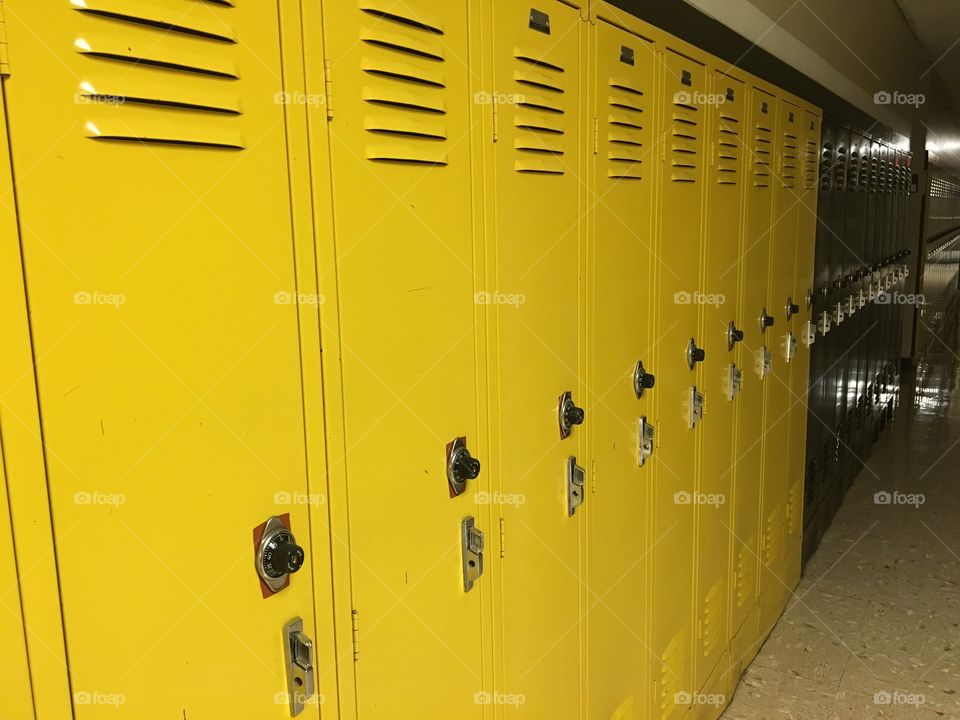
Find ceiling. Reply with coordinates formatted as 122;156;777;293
895;0;960;114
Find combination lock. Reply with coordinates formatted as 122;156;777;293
256;516;305;593
447;436;481;497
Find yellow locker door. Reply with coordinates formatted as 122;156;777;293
0;438;33;719
785;109;821;589
728;85;775;673
488;1;585;716
3;3;324;717
692;69;746;716
758;97;802;634
587;12;656;720
321;3;487;717
651;45;707;720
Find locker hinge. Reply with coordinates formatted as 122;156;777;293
323;59;334;120
492;102;499;142
0;0;10;76
499;516;506;558
351;609;360;661
593;117;599;154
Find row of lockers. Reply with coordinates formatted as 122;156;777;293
803;121;913;557
0;2;827;720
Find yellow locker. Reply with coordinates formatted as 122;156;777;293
758;96;802;636
692;67;747;718
3;3;325;717
586;7;656;719
321;3;488;717
785;107;821;589
728;83;776;674
650;40;708;720
486;1;586;715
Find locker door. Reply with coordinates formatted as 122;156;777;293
3;2;324;718
651;46;706;720
587;16;656;720
758;97;801;634
488;2;585;716
804;121;833;564
692;70;745;710
322;4;486;717
785;110;820;584
729;85;774;671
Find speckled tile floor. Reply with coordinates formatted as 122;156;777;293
722;319;960;719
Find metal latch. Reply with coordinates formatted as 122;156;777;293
868;282;876;302
818;310;831;336
460;517;484;592
566;457;585;516
803;320;816;347
688;386;704;428
846;294;857;316
858;289;867;309
725;364;743;401
833;302;844;325
758;347;773;379
784;332;797;362
638;417;655;466
282;618;315;717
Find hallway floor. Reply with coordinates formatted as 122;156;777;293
723;323;960;719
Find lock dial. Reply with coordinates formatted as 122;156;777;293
256;516;305;593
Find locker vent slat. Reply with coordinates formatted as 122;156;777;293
512;44;567;174
358;6;450;165
606;74;645;180
752;121;772;188
670;99;699;183
780;128;797;189
73;1;245;149
715;111;739;184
